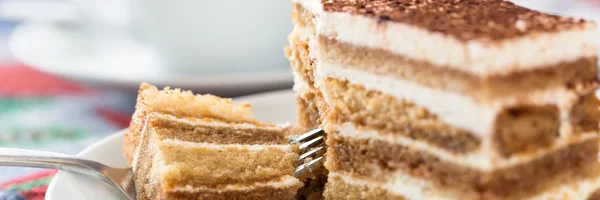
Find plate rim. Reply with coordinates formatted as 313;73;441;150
45;130;127;199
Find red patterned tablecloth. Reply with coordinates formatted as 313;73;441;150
0;62;133;200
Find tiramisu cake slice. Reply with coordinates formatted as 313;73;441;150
286;0;600;199
124;83;303;200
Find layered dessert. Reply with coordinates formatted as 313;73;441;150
286;0;600;199
124;83;303;200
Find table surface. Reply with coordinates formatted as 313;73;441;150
0;0;599;199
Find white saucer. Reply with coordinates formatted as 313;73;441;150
9;23;293;93
45;90;296;200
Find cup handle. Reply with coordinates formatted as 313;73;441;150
0;0;81;23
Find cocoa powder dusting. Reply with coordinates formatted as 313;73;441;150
322;0;589;41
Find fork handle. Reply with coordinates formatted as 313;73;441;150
0;148;135;200
0;148;100;176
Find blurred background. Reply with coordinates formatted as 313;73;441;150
0;0;598;199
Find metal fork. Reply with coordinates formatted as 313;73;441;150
0;129;326;200
290;128;326;179
0;148;136;200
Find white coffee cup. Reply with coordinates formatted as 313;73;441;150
128;0;293;73
2;0;293;73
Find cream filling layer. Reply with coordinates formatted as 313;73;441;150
315;63;583;137
294;0;598;76
160;139;293;151
155;113;287;131
333;122;597;171
330;171;456;200
170;175;302;192
331;170;600;200
292;70;310;94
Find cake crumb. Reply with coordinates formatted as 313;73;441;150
515;20;528;32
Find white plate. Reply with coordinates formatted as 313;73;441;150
46;90;297;200
9;23;293;93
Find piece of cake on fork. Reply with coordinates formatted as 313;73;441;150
286;0;600;199
124;83;303;200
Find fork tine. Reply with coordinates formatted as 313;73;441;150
294;156;324;179
291;129;326;179
295;146;325;166
290;129;324;144
298;136;323;151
